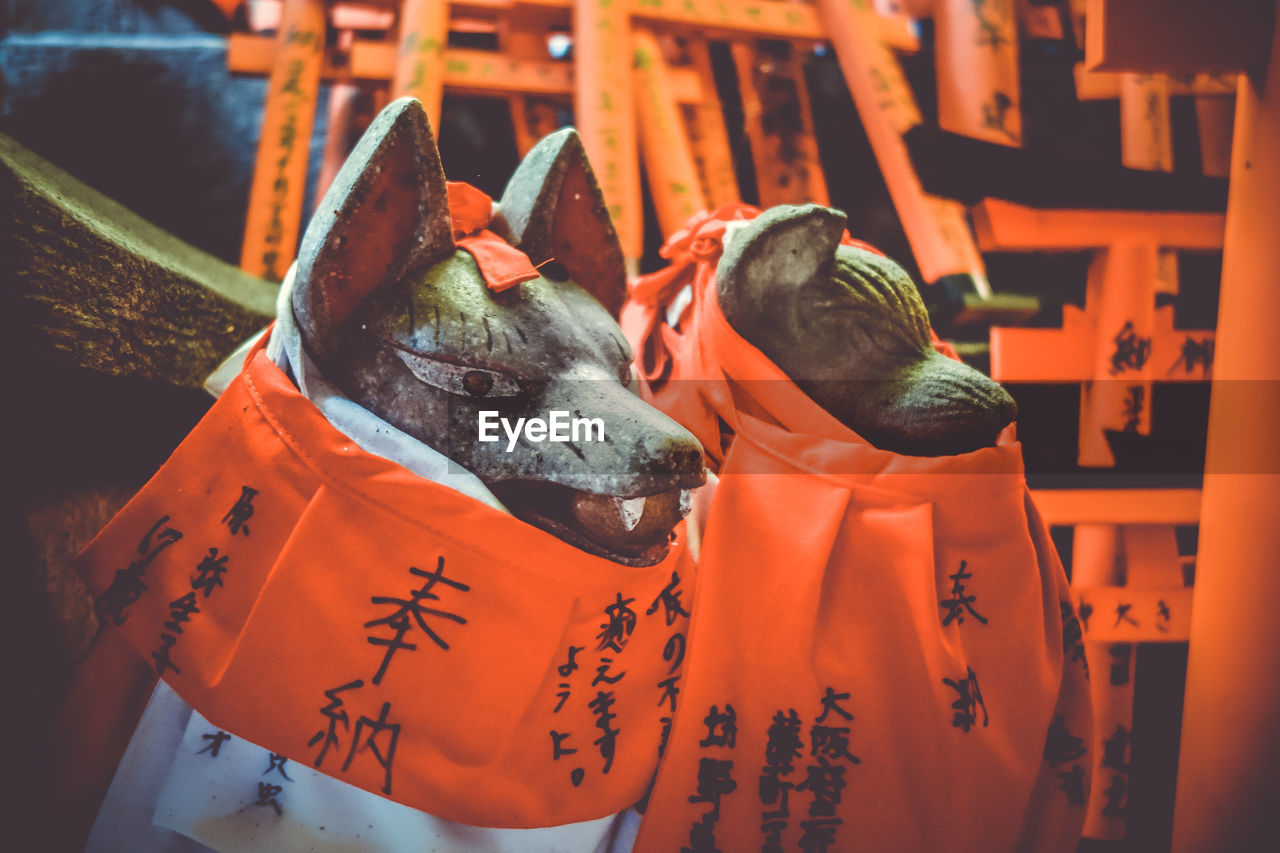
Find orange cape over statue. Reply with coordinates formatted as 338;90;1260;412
621;206;1093;851
71;338;695;829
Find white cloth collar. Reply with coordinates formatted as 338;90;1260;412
206;264;507;513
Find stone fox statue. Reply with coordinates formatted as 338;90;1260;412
65;100;705;851
622;205;1094;852
715;205;1016;456
293;98;705;565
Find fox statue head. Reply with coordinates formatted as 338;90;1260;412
292;98;705;566
716;205;1017;456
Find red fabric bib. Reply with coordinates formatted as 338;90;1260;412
73;344;695;828
622;209;1093;851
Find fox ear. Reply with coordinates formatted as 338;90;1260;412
716;203;846;330
498;128;627;316
294;97;454;362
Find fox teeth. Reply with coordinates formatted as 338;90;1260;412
679;489;693;518
614;496;646;531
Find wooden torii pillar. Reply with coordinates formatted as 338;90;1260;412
239;0;327;281
1171;6;1280;850
1077;0;1280;845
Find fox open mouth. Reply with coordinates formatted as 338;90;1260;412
491;479;701;566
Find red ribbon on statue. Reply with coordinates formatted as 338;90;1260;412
447;181;541;292
621;207;1093;851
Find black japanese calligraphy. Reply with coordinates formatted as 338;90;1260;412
760;709;803;851
197;730;231;757
664;633;687;673
763;709;804;777
646;570;690;626
683;813;720;853
98;515;183;626
1101;773;1128;817
590;690;620;774
1122;385;1145;433
797;816;842;853
1102;725;1131;773
308;679;363;768
796;761;846;818
164;592;199;635
558;645;584;677
265;753;293;781
940;560;988;627
255;781;283;815
700;705;737;749
365;558;470;685
550;730;578;760
1044;714;1088;806
816;689;853;725
796;688;859;852
1044;715;1087;765
597;593;638;653
658;675;680;712
152;633;181;676
1168;336;1214;377
1110;321;1152;375
222;486;259;536
981;92;1015;140
1057;764;1087;807
810;724;861;765
942;667;989;732
1079;600;1094;633
592;657;627;686
342;701;401;795
1060;600;1089;676
970;0;1009;49
1110;644;1133;687
688;757;737;818
191;548;229;598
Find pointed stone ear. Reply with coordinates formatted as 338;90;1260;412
716;204;846;330
497;128;626;316
294;97;453;362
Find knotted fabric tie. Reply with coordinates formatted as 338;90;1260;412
446;181;541;292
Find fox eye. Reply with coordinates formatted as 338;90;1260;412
393;350;522;399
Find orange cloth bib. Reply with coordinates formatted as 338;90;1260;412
73;344;695;829
622;208;1093;851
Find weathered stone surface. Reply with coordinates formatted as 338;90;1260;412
297;101;704;565
1;131;277;388
717;204;1017;456
496;127;628;316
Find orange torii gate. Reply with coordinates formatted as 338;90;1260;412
230;0;709;278
1032;489;1200;840
977;200;1221;467
571;0;916;257
232;1;925;269
978;196;1222;840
